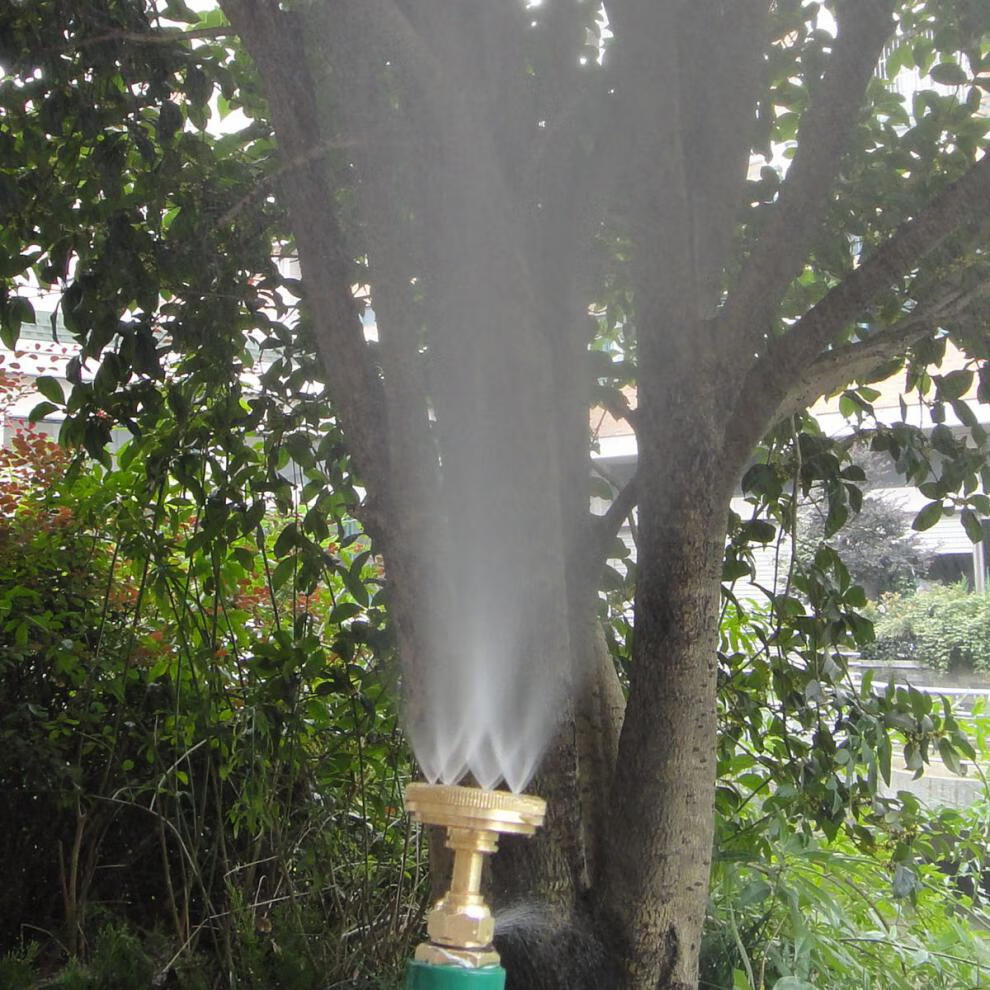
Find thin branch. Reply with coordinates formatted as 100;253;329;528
774;281;988;422
597;388;639;433
772;155;990;379
721;1;896;347
220;0;389;498
592;473;639;565
774;318;928;422
43;26;233;55
724;151;990;461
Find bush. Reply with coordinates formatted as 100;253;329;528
862;583;990;672
0;409;426;985
704;824;990;990
708;604;990;990
42;925;156;990
0;944;38;990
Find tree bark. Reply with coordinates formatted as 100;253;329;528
603;455;729;989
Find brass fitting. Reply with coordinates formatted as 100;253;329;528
404;783;546;969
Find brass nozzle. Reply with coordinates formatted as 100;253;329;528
404;783;546;968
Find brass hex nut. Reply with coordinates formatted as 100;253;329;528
414;942;501;968
426;899;495;948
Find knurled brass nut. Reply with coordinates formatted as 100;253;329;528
404;782;546;836
427;901;495;948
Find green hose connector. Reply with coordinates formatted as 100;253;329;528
404;960;506;990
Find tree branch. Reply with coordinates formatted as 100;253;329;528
721;1;896;346
217;135;361;227
595;387;639;434
681;0;769;318
724;151;990;462
44;26;233;55
591;474;639;567
219;0;388;497
773;281;989;422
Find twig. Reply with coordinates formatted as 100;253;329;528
43;26;233;56
593;473;639;564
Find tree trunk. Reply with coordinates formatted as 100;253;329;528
491;620;626;990
227;7;735;988
603;453;729;989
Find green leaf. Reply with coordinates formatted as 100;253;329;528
273;522;298;558
329;602;363;623
0;321;16;351
722;558;751;582
960;508;983;544
773;595;804;619
157;100;183;141
955;738;978;768
345;569;370;607
243;501;266;532
912;500;943;531
27;401;59;422
34;375;65;405
930;62;968;85
285;432;314;468
738;878;771;907
937;737;962;775
878;735;892;786
2;296;36;348
844;584;866;608
824;499;848;538
908;686;931;719
271;557;295;591
938;369;973;400
971;494;990;515
904;740;923;772
601;563;626;590
741;463;781;497
951;397;978;429
733;970;753;990
892;863;920;899
744;519;776;544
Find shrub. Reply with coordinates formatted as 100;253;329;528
703;824;990;990
0;400;425;985
708;604;990;990
41;925;156;990
0;944;38;990
862;583;990;672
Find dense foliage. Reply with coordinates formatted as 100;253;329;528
0;400;425;988
864;583;990;672
707;601;990;989
3;420;989;988
704;818;990;990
